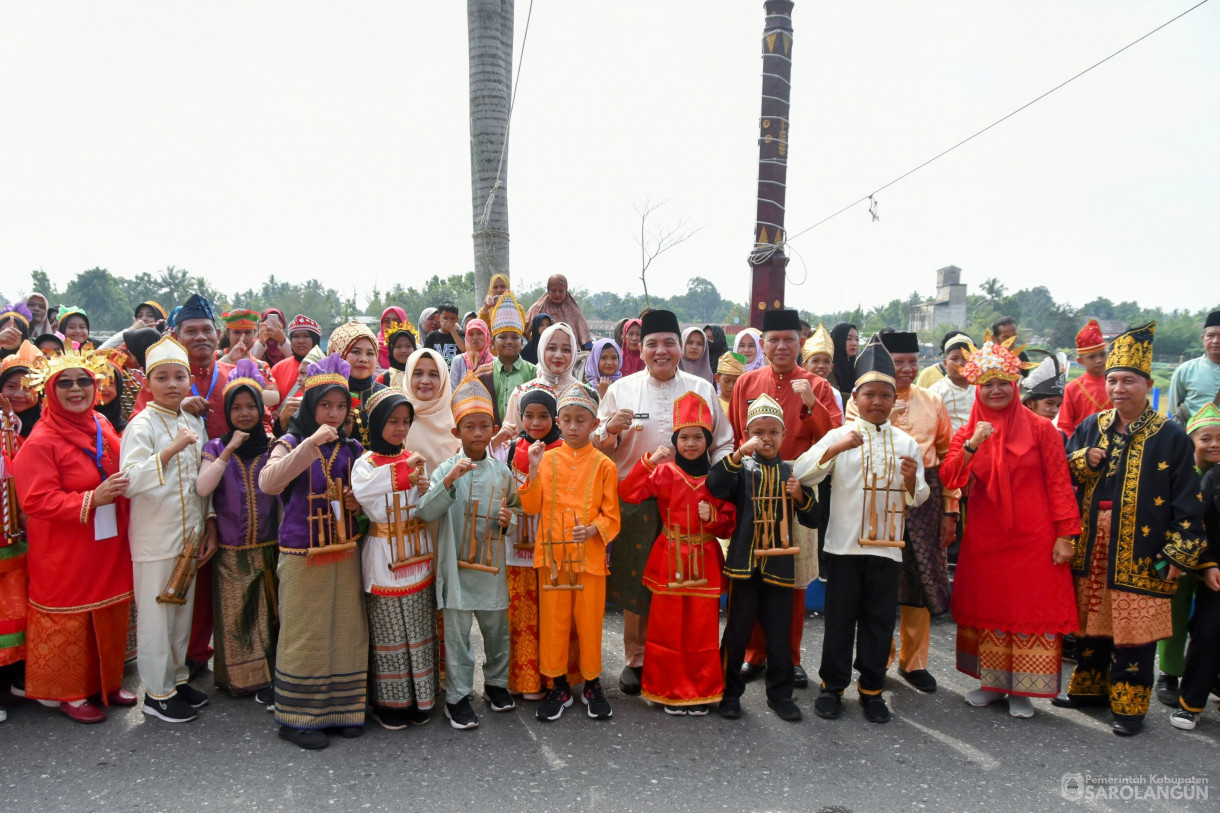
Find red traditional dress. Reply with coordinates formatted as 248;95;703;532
14;363;133;704
942;367;1080;697
619;392;736;708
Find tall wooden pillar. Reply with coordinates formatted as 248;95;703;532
749;0;794;329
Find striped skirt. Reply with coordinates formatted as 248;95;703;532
274;552;369;730
367;587;437;711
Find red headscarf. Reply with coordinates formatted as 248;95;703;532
619;318;644;376
378;307;408;370
961;380;1035;533
33;368;122;477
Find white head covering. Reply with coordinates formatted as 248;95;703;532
733;328;765;372
534;322;580;390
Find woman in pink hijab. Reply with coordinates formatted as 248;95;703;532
377;306;409;370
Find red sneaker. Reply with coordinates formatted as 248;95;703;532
60;700;106;724
107;689;139;707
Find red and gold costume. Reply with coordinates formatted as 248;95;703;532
1057;319;1111;435
619;392;735;707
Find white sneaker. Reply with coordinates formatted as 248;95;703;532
1170;709;1198;730
0;705;7;723
964;688;1006;707
1007;696;1034;718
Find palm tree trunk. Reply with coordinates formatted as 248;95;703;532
468;0;513;306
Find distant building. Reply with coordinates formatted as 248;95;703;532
908;266;968;332
1095;319;1126;343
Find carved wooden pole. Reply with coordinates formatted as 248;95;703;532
749;0;793;329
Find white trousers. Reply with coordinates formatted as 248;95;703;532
133;558;195;698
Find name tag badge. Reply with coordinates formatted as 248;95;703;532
633;413;649;420
94;503;118;540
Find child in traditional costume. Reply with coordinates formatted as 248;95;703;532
795;336;929;724
351;389;439;730
520;383;620;722
619;391;734;715
258;354;368;750
120;336;214;724
416;374;520;730
708;393;820;723
195;360;279;707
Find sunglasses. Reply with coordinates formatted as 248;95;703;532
55;376;97;390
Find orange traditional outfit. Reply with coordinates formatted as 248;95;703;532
518;395;620;684
619;392;736;708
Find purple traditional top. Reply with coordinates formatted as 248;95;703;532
274;434;363;552
202;438;279;548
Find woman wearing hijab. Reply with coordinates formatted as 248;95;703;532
829;323;859;397
477;273;511;326
328;320;386;447
418;308;441;340
680;327;715;386
25;294;54;338
13;345;136;723
447;318;495;390
377;307;410;371
619;318;644;377
403;348;462;473
259;308;288;368
504;322;580;429
520;313;552;366
94;351;129;434
703;325;729;378
377;322;418;390
1;341;43;439
523;274;593;349
733;328;765;373
195;360;279;704
940;338;1079;719
57;307;91;348
258;354;367;749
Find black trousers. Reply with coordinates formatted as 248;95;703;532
1067;637;1156;721
1179;582;1220;713
721;570;794;702
819;553;901;695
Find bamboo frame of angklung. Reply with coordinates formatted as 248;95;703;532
458;478;503;574
666;505;708;589
306;472;358;557
541;508;584;591
752;479;798;557
385;491;432;572
156;528;199;605
858;472;906;549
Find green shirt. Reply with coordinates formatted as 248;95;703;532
493;356;536;420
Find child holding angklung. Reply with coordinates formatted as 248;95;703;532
795;335;928;725
619;392;734;716
708;393;820;723
195;360;279;708
351;389;438;731
121;336;214;724
416;374;521;731
519;383;620;723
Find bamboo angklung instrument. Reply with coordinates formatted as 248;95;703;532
858;427;906;549
753;465;798;557
156;529;200;604
542;508;583;591
307;475;357;557
458;481;502;574
385;492;432;572
666;505;709;590
1;411;21;545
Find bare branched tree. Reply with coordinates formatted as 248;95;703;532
633;196;702;305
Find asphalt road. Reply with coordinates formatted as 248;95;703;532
2;611;1216;813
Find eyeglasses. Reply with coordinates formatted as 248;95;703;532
54;376;96;390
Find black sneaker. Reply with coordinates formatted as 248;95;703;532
279;725;328;749
1051;693;1107;709
814;691;843;720
1155;674;1179;707
142;693;197;723
718;697;742;719
334;725;364;738
860;695;891;724
1061;634;1078;662
687;704;709;716
484;685;516;712
371;707;411;730
404;705;431;726
1170;709;1198;730
767;697;802;722
898;668;937;693
664;705;688;716
537;680;573;722
174;683;209;709
618;665;642;696
582;678;613;720
445;697;479;730
254;687;275;711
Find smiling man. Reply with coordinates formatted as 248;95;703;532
595;309;734;695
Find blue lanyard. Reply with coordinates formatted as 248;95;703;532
83;415;104;477
191;364;219;401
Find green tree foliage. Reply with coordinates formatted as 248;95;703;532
61;268;133;331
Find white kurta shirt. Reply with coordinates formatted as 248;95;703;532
595;369;733;480
121;402;211;562
794;421;930;563
928;376;976;434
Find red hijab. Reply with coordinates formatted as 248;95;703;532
619;318;644;376
34;368;122;477
962;379;1035;533
378;307;408;370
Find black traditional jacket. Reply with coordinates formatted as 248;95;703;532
707;453;820;588
1066;406;1204;597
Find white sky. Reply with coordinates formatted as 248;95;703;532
2;1;1217;314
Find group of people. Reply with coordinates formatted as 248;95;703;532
0;276;1217;749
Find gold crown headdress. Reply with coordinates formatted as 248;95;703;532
21;343;110;394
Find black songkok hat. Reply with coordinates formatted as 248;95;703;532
1205;311;1220;330
761;308;801;333
880;331;919;355
853;333;897;389
640;309;681;338
177;293;216;325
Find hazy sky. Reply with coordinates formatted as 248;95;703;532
3;1;1217;315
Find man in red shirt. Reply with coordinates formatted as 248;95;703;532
728;309;842;688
